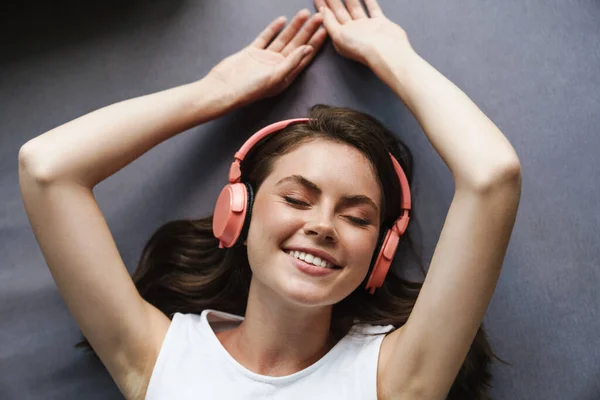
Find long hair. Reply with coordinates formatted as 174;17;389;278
76;104;505;399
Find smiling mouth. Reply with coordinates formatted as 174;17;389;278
282;249;342;270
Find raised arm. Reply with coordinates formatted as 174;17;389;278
19;7;325;186
20;79;233;185
316;1;521;399
18;77;235;399
369;48;521;189
19;10;325;399
372;47;522;400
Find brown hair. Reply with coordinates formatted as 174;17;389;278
76;104;505;399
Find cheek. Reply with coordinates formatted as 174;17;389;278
246;201;300;277
248;199;299;246
345;231;379;264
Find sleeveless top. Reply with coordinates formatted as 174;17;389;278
145;309;394;400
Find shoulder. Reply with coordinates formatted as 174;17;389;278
338;323;399;400
342;322;396;360
346;322;395;340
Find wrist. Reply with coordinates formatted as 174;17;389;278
187;75;240;124
367;46;421;93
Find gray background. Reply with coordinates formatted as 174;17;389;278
1;0;599;399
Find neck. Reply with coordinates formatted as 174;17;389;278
216;278;340;377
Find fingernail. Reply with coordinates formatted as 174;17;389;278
303;46;313;55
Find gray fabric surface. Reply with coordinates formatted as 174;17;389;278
1;0;599;399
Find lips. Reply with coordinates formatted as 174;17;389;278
282;247;341;269
289;253;340;276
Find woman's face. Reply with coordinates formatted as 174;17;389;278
246;138;383;307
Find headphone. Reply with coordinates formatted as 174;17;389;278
212;118;412;294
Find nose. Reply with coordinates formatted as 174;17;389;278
303;209;338;243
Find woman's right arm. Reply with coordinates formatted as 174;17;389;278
18;76;236;398
18;7;325;394
19;76;236;187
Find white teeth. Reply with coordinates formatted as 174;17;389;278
287;250;335;269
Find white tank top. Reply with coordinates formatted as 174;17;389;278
145;309;394;400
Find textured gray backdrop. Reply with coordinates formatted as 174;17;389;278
1;0;599;399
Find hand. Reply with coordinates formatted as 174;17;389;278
314;0;413;67
207;9;327;109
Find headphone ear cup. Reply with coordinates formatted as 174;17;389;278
362;228;388;285
213;182;250;248
235;182;254;247
364;227;400;294
369;228;388;271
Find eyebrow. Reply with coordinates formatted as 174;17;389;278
275;174;379;214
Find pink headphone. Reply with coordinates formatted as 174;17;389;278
213;118;411;294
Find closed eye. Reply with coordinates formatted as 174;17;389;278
283;196;371;226
283;196;309;206
346;216;370;226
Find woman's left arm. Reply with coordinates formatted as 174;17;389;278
316;3;520;397
370;48;522;189
372;49;522;399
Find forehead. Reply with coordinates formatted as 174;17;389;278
265;139;382;202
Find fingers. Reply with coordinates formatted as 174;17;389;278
296;25;327;59
322;0;352;23
279;12;328;85
281;20;328;85
314;0;384;20
275;45;313;83
364;0;385;18
283;47;315;85
318;4;341;40
251;16;289;49
266;9;312;52
280;12;326;57
345;0;368;19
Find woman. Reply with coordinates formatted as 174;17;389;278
18;0;522;399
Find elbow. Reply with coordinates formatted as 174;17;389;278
18;142;38;174
460;156;522;193
487;158;522;190
480;159;521;191
18;141;54;184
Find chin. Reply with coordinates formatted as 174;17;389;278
275;277;345;308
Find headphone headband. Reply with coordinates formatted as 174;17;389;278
228;118;411;226
227;118;310;184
